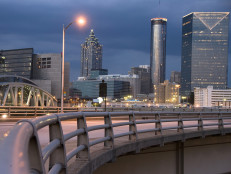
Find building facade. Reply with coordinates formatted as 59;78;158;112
80;29;103;77
154;80;180;104
194;86;231;108
72;79;130;100
129;65;151;94
150;18;167;91
89;69;108;79
32;53;70;100
0;48;33;79
99;74;140;98
170;71;181;84
181;12;230;96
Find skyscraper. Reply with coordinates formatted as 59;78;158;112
80;29;103;77
181;12;230;96
150;18;167;92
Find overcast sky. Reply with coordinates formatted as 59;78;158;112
0;0;230;84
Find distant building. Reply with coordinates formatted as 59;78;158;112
0;48;33;79
150;18;167;91
181;12;230;96
99;74;140;98
89;69;108;79
72;79;130;100
170;71;181;84
32;53;70;100
0;48;70;101
194;86;231;108
154;80;180;104
81;29;103;77
129;65;151;94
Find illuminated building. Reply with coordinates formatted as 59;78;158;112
154;80;180;104
194;86;231;108
150;18;167;91
81;29;103;77
181;12;230;96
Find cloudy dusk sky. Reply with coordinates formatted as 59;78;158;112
0;0;230;84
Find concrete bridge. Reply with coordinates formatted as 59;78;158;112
0;111;231;174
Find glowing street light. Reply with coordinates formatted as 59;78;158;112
77;17;86;26
61;16;87;113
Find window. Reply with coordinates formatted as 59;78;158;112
37;57;51;69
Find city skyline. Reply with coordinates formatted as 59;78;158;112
0;0;230;84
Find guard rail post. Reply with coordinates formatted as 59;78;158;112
198;113;203;131
35;107;37;117
8;107;10;117
129;112;138;141
155;113;162;135
77;112;90;160
177;113;184;133
104;113;114;148
218;113;224;135
49;115;67;174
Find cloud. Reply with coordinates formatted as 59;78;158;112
0;0;230;85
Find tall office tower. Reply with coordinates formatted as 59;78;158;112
0;48;33;79
150;18;167;92
181;12;230;96
80;29;103;77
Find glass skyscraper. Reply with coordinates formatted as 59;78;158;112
0;48;33;79
150;18;167;92
80;29;103;77
181;12;230;96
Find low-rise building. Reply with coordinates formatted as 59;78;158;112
194;86;231;107
99;74;140;98
154;80;180;104
72;79;130;100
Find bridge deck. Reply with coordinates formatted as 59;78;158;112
67;128;226;174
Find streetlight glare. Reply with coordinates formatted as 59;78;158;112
77;17;86;26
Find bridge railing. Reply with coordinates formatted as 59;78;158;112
0;111;231;174
1;106;231;118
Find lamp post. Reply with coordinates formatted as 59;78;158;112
61;17;86;113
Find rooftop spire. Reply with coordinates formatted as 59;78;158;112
90;29;94;35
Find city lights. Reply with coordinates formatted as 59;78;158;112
2;114;7;119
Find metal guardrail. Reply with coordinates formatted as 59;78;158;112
1;106;231;118
0;111;231;174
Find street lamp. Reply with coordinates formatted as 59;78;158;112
61;17;86;113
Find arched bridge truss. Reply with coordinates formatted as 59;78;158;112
0;82;56;107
